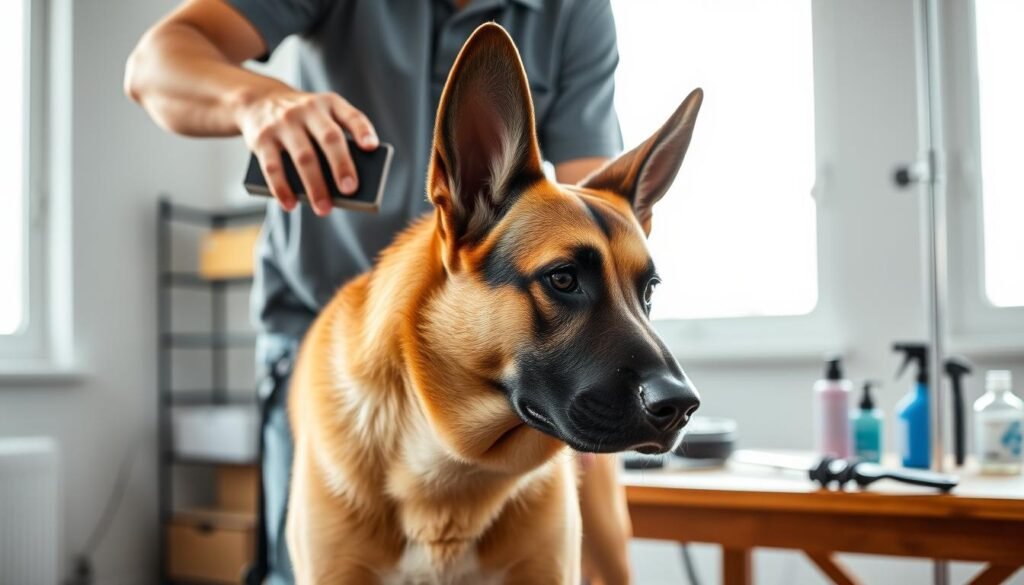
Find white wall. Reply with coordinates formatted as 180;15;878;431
0;0;244;583
0;1;1020;584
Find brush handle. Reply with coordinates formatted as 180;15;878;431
850;462;958;492
945;357;972;467
951;383;965;466
809;457;959;492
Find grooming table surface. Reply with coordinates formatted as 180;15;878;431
622;451;1024;585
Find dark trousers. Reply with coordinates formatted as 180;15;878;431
255;335;298;585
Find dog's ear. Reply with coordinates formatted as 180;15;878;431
427;23;544;253
580;88;703;235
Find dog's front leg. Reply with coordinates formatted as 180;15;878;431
485;458;582;585
287;442;395;584
501;508;581;585
503;554;581;585
501;509;581;583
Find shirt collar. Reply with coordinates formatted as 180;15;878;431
510;0;543;10
456;0;543;12
446;0;542;23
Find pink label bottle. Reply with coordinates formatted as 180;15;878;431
813;357;853;458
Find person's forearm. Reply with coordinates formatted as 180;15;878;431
579;454;633;585
124;21;287;137
126;0;378;217
556;157;609;185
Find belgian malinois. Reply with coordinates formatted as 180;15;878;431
287;23;702;584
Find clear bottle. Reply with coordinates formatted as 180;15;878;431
973;370;1023;475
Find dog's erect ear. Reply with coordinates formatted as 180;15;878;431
580;88;703;234
427;23;544;251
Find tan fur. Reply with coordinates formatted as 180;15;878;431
285;23;703;585
287;212;584;584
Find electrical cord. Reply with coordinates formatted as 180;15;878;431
84;435;142;556
680;543;703;585
64;431;143;585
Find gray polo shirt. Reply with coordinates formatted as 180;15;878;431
228;0;623;341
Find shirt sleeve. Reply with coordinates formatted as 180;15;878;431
224;0;332;59
539;0;624;165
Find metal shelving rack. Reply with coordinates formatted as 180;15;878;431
157;198;265;584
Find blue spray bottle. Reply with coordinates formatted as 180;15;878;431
893;343;930;469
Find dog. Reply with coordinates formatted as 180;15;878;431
286;23;703;584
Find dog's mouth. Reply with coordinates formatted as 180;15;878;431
520;402;557;434
514;398;682;454
515;399;587;448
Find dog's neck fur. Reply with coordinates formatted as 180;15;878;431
318;215;565;568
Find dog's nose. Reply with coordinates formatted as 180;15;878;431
638;373;700;432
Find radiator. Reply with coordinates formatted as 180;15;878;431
0;438;60;585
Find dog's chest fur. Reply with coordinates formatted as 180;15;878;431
377;543;505;585
325;350;550;579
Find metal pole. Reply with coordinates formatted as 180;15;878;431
912;0;950;583
157;198;172;585
921;0;942;475
211;215;227;405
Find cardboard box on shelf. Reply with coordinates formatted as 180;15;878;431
198;225;261;280
166;509;255;584
217;465;259;513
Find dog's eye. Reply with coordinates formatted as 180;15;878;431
548;269;579;293
643;278;660;307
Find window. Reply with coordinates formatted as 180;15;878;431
974;0;1024;308
0;0;53;368
611;0;818;320
0;0;27;335
943;0;1024;349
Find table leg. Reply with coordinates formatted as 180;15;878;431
805;551;861;585
968;564;1023;585
934;559;950;585
722;547;751;585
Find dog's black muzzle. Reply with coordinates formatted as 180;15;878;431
510;366;700;455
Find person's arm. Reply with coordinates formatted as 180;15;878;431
555;157;609;185
124;0;376;216
578;454;633;585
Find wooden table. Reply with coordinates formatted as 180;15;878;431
622;453;1024;585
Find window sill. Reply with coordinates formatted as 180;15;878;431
0;361;87;387
653;315;843;366
668;340;844;366
948;333;1024;359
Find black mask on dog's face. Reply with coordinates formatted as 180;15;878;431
426;24;703;455
508;331;699;455
496;88;704;455
485;192;701;455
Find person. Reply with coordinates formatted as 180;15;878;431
126;1;632;583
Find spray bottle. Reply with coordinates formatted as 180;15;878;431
893;342;930;469
944;357;972;467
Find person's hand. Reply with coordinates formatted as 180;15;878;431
235;86;379;216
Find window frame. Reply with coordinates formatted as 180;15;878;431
940;0;1024;355
0;0;48;362
635;0;844;361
